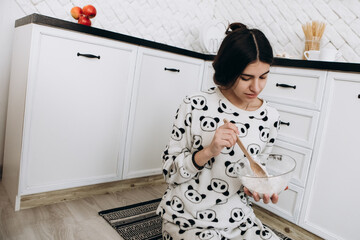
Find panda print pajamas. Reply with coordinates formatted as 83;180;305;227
156;87;281;240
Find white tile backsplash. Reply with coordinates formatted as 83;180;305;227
13;0;360;62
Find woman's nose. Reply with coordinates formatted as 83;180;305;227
250;79;260;92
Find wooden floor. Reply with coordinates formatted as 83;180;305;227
0;181;323;240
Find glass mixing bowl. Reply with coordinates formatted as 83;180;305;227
237;154;296;197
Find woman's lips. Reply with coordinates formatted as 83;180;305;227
245;93;258;98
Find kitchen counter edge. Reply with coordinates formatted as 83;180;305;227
15;13;360;73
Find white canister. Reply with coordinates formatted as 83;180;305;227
304;50;320;60
320;49;341;61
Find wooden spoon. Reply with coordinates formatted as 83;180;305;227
223;119;268;177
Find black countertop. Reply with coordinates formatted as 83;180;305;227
16;13;360;73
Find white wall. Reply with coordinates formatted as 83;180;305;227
0;0;25;177
1;0;360;177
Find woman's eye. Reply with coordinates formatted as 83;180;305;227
260;75;268;79
241;77;251;81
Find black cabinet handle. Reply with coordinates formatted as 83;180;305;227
164;67;180;72
280;121;290;126
276;83;296;89
77;52;100;59
358;94;360;99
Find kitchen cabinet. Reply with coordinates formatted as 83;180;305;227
2;24;138;210
299;71;360;240
256;67;326;223
201;61;215;92
201;64;327;224
123;47;204;179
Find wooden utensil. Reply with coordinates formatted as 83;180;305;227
223;119;268;177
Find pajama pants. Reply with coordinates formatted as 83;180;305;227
162;217;280;240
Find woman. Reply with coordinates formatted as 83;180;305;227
156;22;281;240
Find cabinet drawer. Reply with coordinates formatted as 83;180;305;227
272;140;312;188
255;183;304;224
260;67;326;110
270;103;319;149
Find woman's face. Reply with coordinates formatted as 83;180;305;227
232;61;270;103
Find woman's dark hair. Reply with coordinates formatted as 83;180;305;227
212;23;273;88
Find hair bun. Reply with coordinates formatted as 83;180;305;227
225;22;248;35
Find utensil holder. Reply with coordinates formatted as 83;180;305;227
303;38;320;59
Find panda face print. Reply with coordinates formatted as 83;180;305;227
185;185;206;203
172;215;196;233
239;217;254;232
166;196;184;213
192;135;203;150
259;126;270;142
202;87;216;94
204;157;215;169
196;209;218;222
193;172;200;184
163;145;169;157
217;99;239;116
225;161;239;178
255;228;273;240
158;206;165;216
216;198;228;205
175;108;180;120
239;191;248;204
162;187;171;199
184;113;192;127
207;178;229;196
163;154;176;163
171;125;185;141
196;229;219;240
183;95;192;104
249;109;268;121
179;167;191;179
247;144;261;155
229;208;245;223
221;146;235;156
162;231;173;240
184;95;208;111
231;120;250;137
169;162;177;176
200;116;219;132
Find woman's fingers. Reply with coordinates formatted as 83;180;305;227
252;191;260;202
263;194;270;204
223;122;240;135
271;194;279;204
212;130;237;148
244;187;260;202
244;187;278;204
243;187;252;197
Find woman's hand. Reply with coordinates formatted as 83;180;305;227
207;122;239;157
194;122;239;168
243;187;279;204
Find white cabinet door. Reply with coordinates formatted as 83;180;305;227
4;25;138;195
300;72;360;240
255;182;304;224
124;47;204;179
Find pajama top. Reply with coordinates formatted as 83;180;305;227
156;87;280;238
